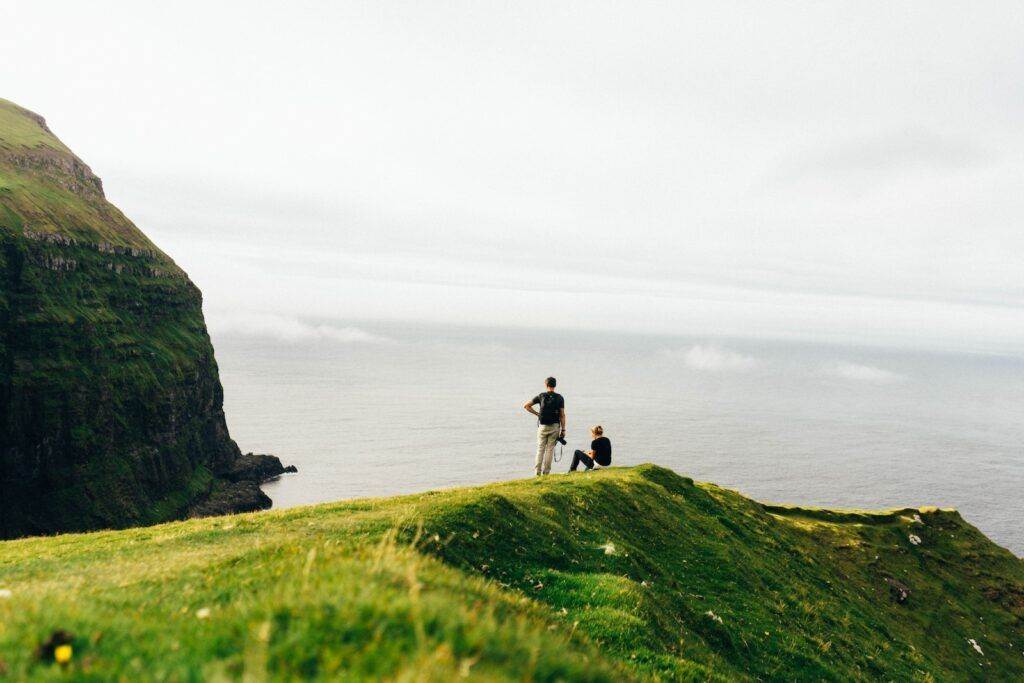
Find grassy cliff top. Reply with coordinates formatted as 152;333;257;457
0;465;1021;681
0;99;71;154
0;98;172;256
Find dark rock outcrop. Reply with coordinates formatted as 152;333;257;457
187;481;273;518
187;453;297;517
223;452;299;484
0;98;291;538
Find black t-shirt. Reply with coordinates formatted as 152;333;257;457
591;437;612;466
532;392;564;425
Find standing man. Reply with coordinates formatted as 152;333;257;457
523;377;566;476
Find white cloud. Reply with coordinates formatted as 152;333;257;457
824;362;903;383
662;345;757;372
208;312;394;345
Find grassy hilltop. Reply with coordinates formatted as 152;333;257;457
0;465;1021;681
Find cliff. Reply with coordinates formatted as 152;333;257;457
0;98;290;538
0;466;1020;680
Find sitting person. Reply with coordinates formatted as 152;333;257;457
569;425;612;471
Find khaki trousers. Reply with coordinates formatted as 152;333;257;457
535;423;561;475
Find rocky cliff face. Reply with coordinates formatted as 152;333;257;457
0;98;290;538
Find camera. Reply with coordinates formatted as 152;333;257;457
557;435;567;446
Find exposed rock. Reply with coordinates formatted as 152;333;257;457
223;452;298;483
982;584;1024;610
705;610;724;624
188;480;272;518
186;453;297;518
885;577;911;604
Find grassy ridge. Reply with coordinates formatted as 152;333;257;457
0;98;168;252
0;100;70;152
0;465;1021;681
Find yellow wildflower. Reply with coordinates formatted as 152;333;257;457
54;644;72;664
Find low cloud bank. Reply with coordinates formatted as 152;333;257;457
208;312;395;345
824;362;903;383
661;345;758;372
658;346;906;382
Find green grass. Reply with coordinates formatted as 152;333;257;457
0;166;169;252
1;465;1021;681
0;98;171;252
0;99;69;153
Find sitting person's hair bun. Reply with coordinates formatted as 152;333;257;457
592;425;603;436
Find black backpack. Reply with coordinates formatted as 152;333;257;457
538;392;562;424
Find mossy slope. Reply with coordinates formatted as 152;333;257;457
0;465;1020;681
0;98;254;537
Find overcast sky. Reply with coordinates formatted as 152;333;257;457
4;2;1024;353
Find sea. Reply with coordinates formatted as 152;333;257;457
212;322;1024;555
